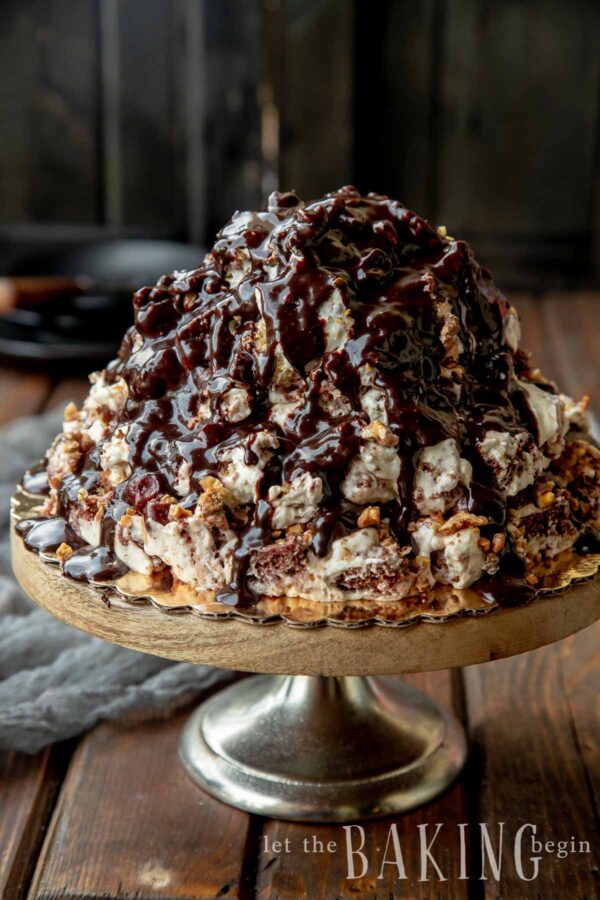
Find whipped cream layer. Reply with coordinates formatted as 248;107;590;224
36;188;599;606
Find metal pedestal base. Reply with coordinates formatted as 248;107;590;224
180;674;466;822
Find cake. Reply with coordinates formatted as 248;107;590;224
28;188;600;608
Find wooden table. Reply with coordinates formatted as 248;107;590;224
1;292;599;899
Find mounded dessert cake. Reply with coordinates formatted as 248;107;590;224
26;188;600;607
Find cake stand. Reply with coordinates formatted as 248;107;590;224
11;529;600;822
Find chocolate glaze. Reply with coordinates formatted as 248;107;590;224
62;546;127;582
32;188;563;604
22;466;50;496
17;516;81;553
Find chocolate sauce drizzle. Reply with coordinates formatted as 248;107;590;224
27;188;555;605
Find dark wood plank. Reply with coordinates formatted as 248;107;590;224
559;622;600;818
593;137;600;281
0;746;72;900
0;0;100;223
0;370;50;426
464;642;600;897
541;293;600;414
354;0;438;217
437;0;599;284
571;293;600;417
99;0;186;231
514;292;600;413
184;0;264;243
28;706;252;899
438;0;599;237
514;292;561;383
256;671;470;899
277;0;354;199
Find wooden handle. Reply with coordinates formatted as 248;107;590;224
0;276;92;314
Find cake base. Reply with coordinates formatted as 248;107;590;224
180;673;466;822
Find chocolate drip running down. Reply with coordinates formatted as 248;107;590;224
26;188;600;607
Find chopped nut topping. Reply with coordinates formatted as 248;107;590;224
361;420;399;447
491;533;506;554
56;542;74;563
436;224;454;241
438;512;487;536
538;491;555;509
64;402;79;422
197;490;228;528
357;506;381;528
199;475;228;497
169;503;193;520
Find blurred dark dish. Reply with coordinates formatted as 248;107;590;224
0;240;203;369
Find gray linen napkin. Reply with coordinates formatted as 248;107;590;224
0;410;233;753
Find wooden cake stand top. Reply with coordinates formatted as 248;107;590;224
11;529;600;676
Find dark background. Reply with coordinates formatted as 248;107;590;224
1;0;599;288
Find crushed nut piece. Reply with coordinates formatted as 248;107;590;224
538;491;555;508
361;420;399;447
197;490;228;528
169;503;193;520
56;542;74;563
438;512;487;536
64;401;78;422
491;532;506;554
357;506;381;528
200;475;225;494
